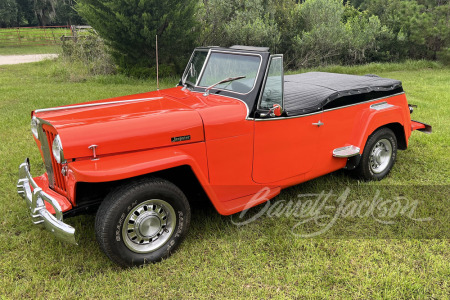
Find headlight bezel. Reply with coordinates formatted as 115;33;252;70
52;134;64;164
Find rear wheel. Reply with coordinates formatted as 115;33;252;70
355;128;397;181
95;178;190;267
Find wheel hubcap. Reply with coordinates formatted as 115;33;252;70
122;199;176;253
136;213;162;237
369;138;393;174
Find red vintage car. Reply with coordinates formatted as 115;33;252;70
18;46;431;267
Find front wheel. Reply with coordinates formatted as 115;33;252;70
354;127;397;181
95;178;191;267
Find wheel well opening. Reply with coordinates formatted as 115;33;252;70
382;123;407;150
71;165;209;218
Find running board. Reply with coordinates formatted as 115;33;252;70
333;145;360;158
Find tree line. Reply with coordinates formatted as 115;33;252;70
0;0;84;27
2;0;448;75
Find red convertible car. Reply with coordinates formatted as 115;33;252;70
17;46;431;267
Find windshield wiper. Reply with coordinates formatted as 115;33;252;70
203;76;246;96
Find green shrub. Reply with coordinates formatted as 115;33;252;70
61;35;116;77
76;0;198;76
437;48;450;66
198;0;282;50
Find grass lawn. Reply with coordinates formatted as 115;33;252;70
0;59;448;298
0;45;60;55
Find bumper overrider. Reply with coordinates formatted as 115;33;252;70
17;158;77;245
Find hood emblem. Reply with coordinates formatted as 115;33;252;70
88;144;99;161
171;135;191;143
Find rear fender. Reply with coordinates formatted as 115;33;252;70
351;103;408;152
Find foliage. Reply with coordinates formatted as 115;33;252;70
197;0;449;68
53;0;85;26
361;0;450;60
2;0;449;71
76;0;199;77
32;0;57;26
60;34;116;79
291;0;391;67
0;0;18;27
0;0;85;27
199;0;281;50
293;0;346;67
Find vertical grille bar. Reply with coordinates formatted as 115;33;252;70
41;125;67;196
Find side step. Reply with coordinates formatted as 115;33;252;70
333;145;360;158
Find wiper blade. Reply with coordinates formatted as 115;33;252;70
203;76;246;96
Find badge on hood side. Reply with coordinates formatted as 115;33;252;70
171;135;191;142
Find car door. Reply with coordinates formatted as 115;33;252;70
252;55;323;184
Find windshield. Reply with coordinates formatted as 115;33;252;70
198;52;261;94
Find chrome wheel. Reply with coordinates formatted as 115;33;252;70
369;138;392;174
122;199;176;253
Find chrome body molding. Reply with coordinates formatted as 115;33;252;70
17;158;77;245
370;101;394;110
333;145;361;158
34;97;163;114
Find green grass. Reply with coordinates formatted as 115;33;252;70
0;45;60;55
0;60;448;298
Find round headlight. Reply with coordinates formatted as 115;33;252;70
52;135;64;163
31;116;39;138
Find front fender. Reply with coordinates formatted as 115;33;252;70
67;143;209;184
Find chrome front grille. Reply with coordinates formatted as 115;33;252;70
40;124;67;196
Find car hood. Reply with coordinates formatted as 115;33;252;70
34;90;205;160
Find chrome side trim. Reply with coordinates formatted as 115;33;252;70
254;92;405;121
333;145;360;158
34;97;163;114
370;101;394;110
17;158;77;245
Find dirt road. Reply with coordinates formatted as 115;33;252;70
0;54;58;65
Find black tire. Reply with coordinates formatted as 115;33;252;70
95;178;191;268
354;127;397;181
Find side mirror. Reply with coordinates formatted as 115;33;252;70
259;104;283;118
272;104;282;117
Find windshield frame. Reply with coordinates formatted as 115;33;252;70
184;49;263;96
181;48;210;88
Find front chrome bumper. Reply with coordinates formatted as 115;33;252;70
17;158;77;245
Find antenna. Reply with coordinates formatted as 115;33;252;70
156;35;159;91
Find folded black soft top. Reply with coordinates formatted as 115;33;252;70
283;72;402;116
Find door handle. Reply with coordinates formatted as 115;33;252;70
312;120;324;127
